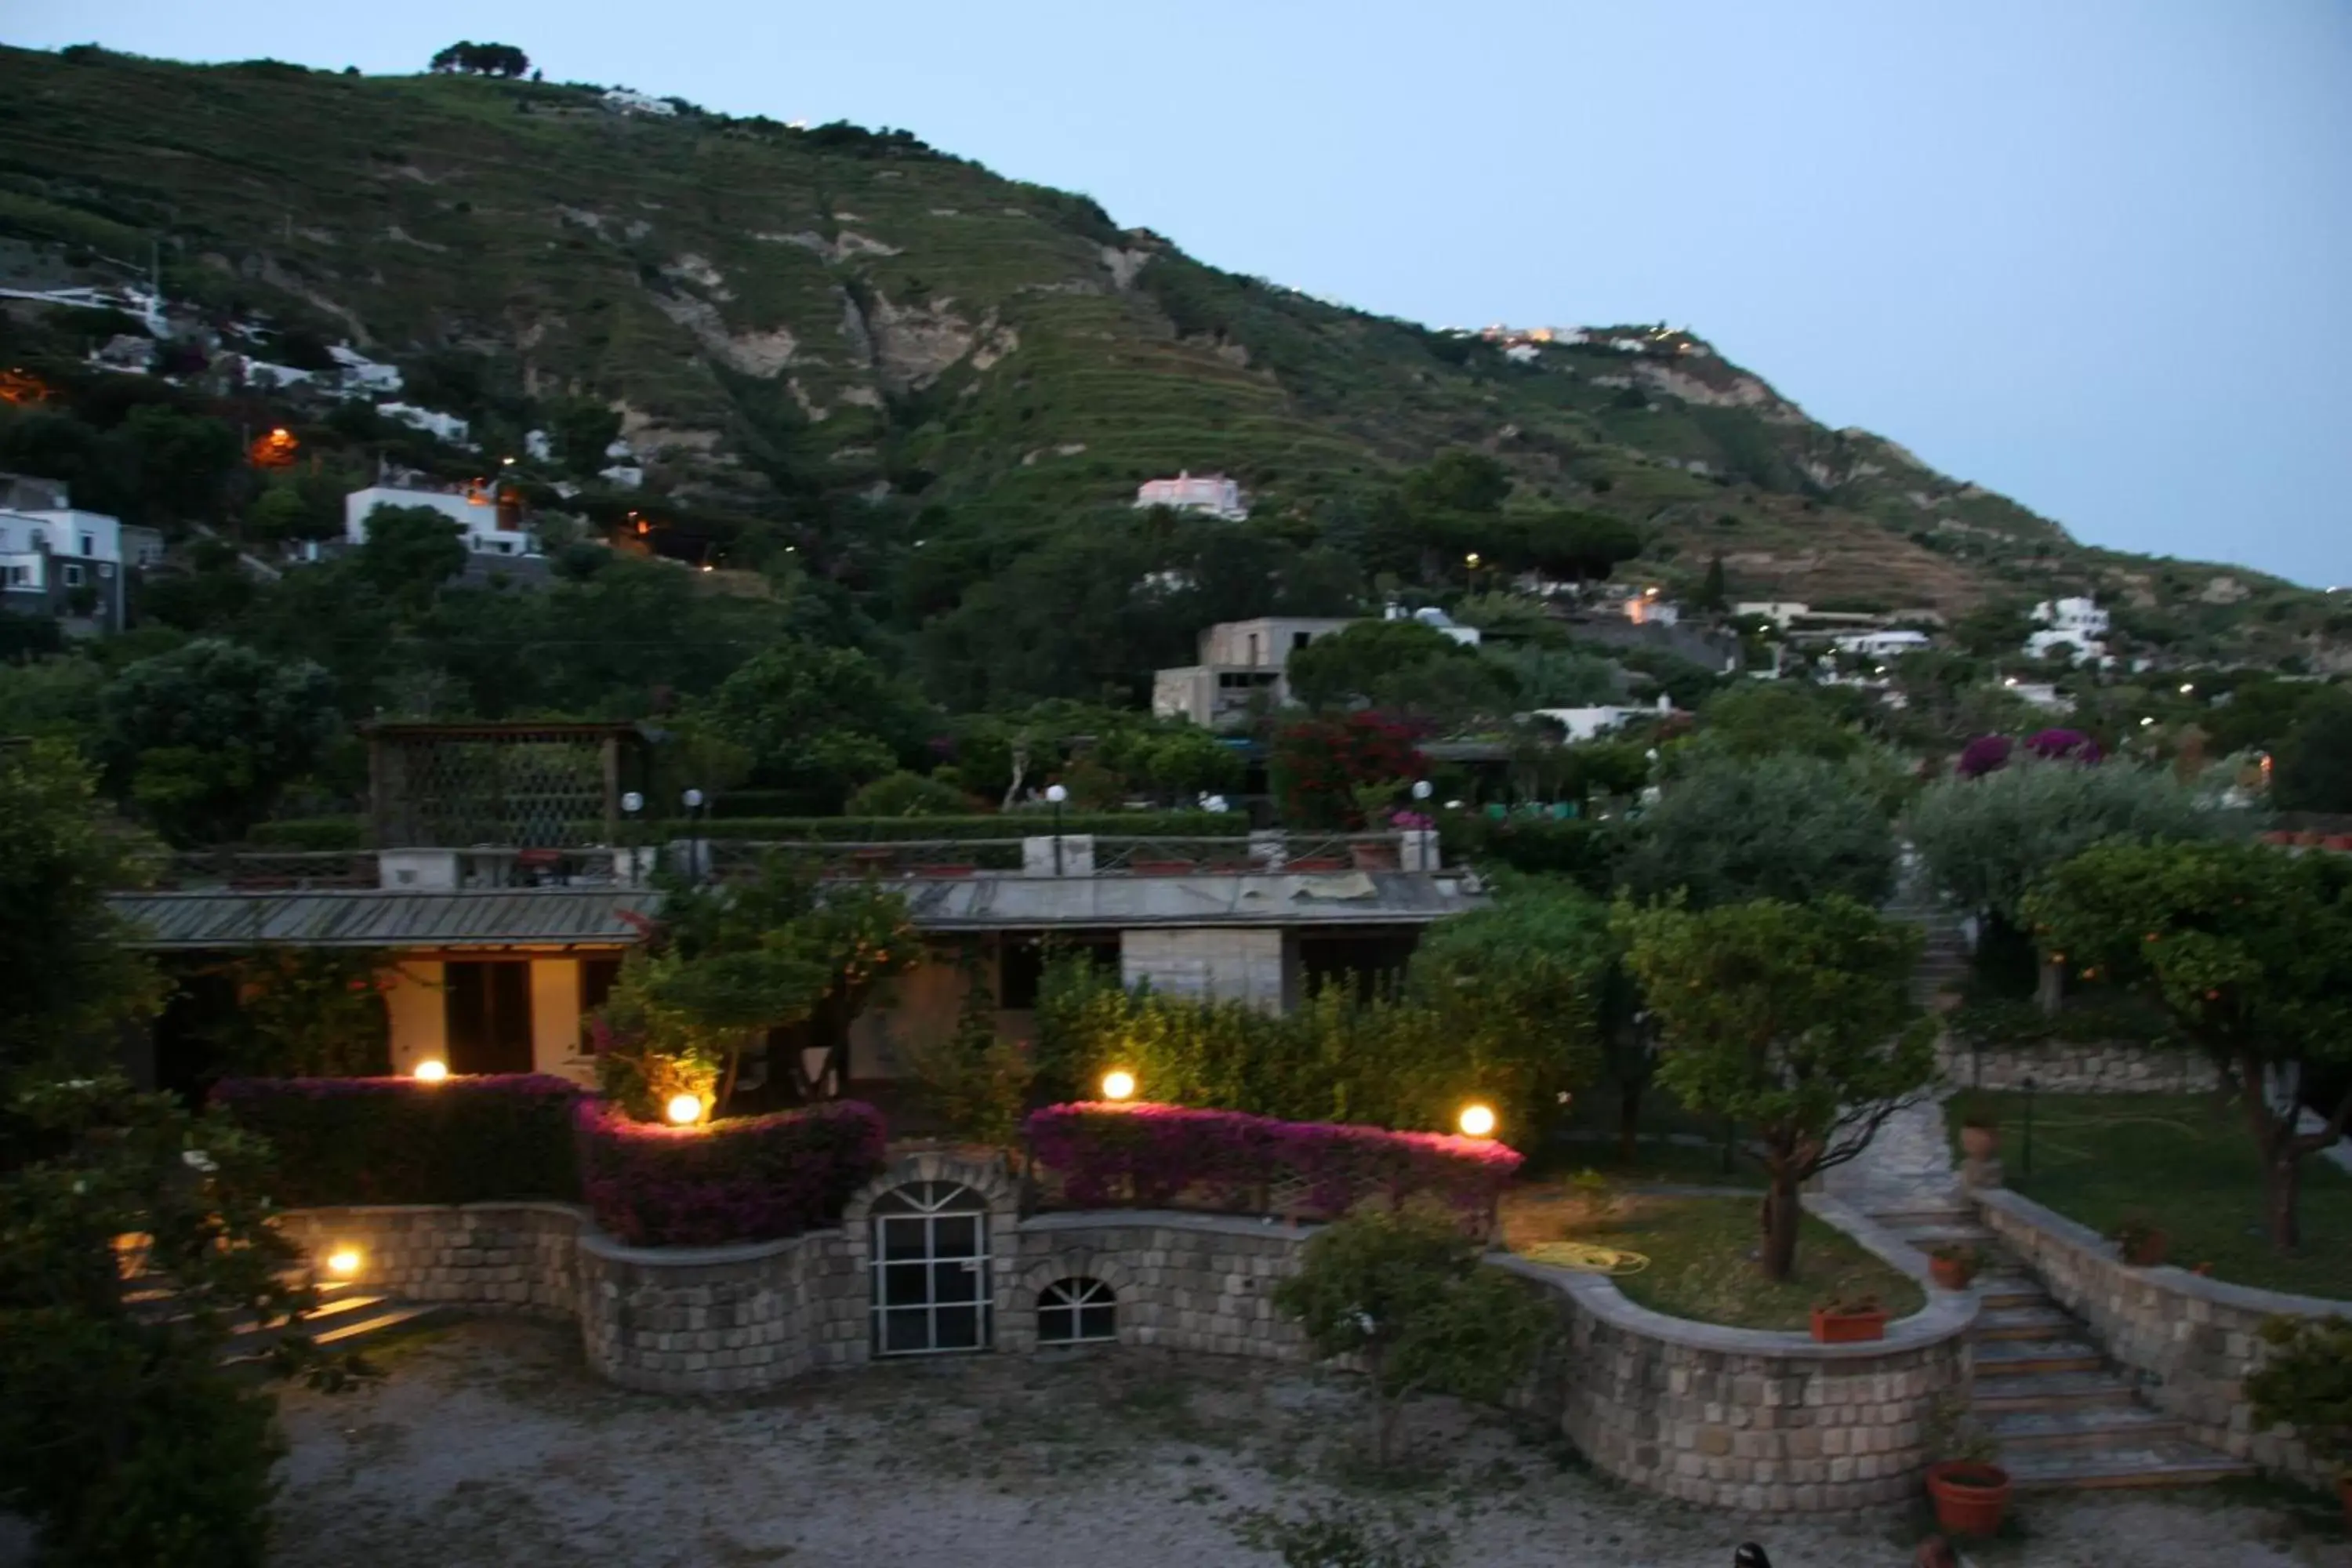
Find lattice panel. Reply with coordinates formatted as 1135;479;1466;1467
374;727;630;848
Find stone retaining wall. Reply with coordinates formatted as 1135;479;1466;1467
1937;1038;2220;1094
1974;1187;2350;1485
274;1203;583;1319
274;1168;1970;1515
1499;1199;1976;1512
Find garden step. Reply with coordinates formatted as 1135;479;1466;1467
1972;1304;2078;1341
1971;1368;2140;1414
1978;1403;2183;1452
1888;1222;1996;1247
2000;1439;2256;1491
1976;1279;2046;1310
221;1302;448;1376
1971;1338;2106;1375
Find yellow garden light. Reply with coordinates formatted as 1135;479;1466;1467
1100;1070;1138;1102
325;1247;362;1279
412;1059;448;1083
665;1093;705;1127
1457;1102;1497;1139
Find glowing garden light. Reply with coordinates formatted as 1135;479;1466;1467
325;1247;362;1278
412;1059;448;1083
1101;1070;1137;1102
665;1093;705;1126
1457;1103;1497;1139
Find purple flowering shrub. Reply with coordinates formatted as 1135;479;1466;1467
1955;735;2013;778
576;1100;887;1247
212;1074;584;1206
1024;1103;1523;1222
2024;728;2103;764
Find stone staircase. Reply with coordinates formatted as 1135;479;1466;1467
122;1269;445;1374
1872;1203;2256;1490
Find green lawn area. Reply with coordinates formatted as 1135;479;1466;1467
1530;1134;1766;1190
1946;1090;2352;1300
1500;1187;1924;1331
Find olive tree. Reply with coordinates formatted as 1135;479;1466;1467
2024;840;2352;1252
1617;895;1936;1281
1615;750;1897;910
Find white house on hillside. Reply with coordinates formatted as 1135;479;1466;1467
0;472;142;632
1832;629;1933;659
2024;597;2112;666
1134;471;1247;521
344;484;537;557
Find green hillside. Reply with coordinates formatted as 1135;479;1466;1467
0;43;2342;678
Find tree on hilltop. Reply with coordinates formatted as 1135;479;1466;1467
430;42;532;78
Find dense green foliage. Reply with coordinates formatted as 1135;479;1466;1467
1273;1207;1552;1462
1617;751;1898;909
96;639;340;846
2245;1315;2352;1475
2023;839;2352;1251
1618;895;1935;1280
211;1075;582;1206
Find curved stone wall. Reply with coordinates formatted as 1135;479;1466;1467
274;1165;1969;1514
1976;1186;2350;1486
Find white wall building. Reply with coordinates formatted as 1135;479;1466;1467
2024;596;2112;666
1134;471;1247;521
344;485;537;557
1533;695;1675;742
0;474;134;630
1831;630;1933;659
1385;603;1482;648
1733;601;1809;629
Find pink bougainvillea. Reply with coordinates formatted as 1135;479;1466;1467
1955;735;2014;779
1023;1102;1522;1222
575;1100;887;1247
2023;728;2103;764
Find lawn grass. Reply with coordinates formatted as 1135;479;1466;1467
1529;1134;1765;1190
1946;1090;2352;1300
1500;1187;1924;1331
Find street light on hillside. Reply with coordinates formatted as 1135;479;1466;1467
1046;782;1069;876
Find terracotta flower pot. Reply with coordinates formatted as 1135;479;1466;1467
1348;840;1402;872
1930;1255;1976;1290
1926;1461;2013;1537
1809;1305;1889;1343
1959;1124;1999;1161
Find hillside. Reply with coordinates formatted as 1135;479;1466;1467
0;44;2341;676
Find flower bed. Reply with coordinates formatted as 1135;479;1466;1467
1024;1102;1523;1223
212;1074;583;1207
575;1101;888;1247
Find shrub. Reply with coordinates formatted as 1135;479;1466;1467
2245;1314;2352;1479
1023;1103;1522;1223
1270;713;1426;829
210;1074;583;1206
1437;814;1616;889
575;1100;887;1247
695;811;1231;838
844;770;975;817
244;815;367;850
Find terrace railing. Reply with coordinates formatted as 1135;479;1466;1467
141;849;379;891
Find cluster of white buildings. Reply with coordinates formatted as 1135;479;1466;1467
343;483;539;559
2024;597;2112;666
0;474;162;634
1133;471;1247;522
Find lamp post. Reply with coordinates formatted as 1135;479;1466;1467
1046;782;1068;876
620;790;644;887
681;787;706;885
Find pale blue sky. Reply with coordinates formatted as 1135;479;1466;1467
7;2;2349;586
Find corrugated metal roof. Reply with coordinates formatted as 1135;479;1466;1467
891;871;1486;931
107;888;663;949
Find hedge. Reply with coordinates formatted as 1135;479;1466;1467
688;811;1235;841
212;1075;583;1206
1437;814;1617;891
245;816;368;851
575;1100;887;1247
1024;1102;1523;1223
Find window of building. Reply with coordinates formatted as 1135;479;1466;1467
578;957;622;1048
1292;631;1312;651
1036;1277;1116;1345
3;565;27;587
443;960;534;1073
62;564;82;587
999;934;1118;1011
78;533;93;557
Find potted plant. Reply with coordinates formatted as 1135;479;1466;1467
2244;1314;2352;1534
1346;783;1406;869
1929;1243;1982;1291
1809;1292;1888;1343
1923;1396;2012;1537
1958;1115;2000;1162
2111;1214;2169;1268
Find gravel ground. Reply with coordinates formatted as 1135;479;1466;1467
268;1320;2344;1568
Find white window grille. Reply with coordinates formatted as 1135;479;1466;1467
1035;1277;1116;1345
868;1181;990;1356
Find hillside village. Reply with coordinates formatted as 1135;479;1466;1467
3;36;2351;1568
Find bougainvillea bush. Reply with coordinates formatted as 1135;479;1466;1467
1024;1103;1522;1225
1269;713;1428;829
211;1074;583;1206
575;1100;887;1247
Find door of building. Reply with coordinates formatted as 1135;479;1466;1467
869;1181;991;1356
444;960;533;1074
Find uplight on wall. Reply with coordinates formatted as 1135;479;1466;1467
1101;1070;1138;1102
325;1247;362;1279
412;1059;449;1083
665;1093;705;1126
1457;1103;1497;1139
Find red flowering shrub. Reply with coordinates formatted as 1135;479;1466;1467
1956;735;2013;778
212;1074;583;1206
1270;713;1428;829
575;1100;887;1247
1024;1103;1521;1222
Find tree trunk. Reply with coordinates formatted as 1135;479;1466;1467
1376;1392;1403;1467
1617;1079;1645;1165
1759;1171;1802;1282
2263;1152;2303;1253
2034;959;2066;1018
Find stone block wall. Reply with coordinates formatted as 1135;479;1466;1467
1936;1038;2219;1094
1501;1259;1976;1512
274;1203;583;1318
1975;1188;2348;1485
575;1230;862;1394
1006;1211;1310;1359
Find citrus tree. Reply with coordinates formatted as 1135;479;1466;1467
2023;839;2352;1251
1617;895;1935;1280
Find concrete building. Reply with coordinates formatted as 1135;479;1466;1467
344;482;537;558
2024;597;2113;666
1134;471;1247;521
1533;695;1674;742
0;472;138;633
1831;629;1933;659
1733;601;1809;629
1152;615;1356;728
